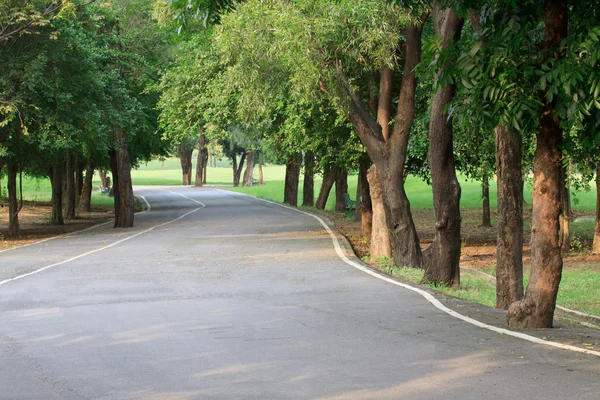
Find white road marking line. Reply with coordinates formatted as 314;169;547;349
139;195;152;212
164;190;206;206
225;190;600;358
0;195;151;255
0;197;204;287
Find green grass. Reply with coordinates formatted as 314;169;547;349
377;261;600;318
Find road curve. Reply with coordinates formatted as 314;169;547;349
1;187;598;400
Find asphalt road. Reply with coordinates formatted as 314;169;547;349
1;187;599;400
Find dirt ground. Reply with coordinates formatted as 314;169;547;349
0;202;113;251
324;208;600;271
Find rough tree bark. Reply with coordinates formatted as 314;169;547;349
258;163;264;185
357;156;373;236
367;165;392;259
422;2;464;285
559;163;571;252
481;172;492;227
315;165;336;209
507;0;567;328
179;147;193;186
242;151;255;187
335;168;348;213
110;128;135;228
233;153;246;187
7;158;20;236
65;151;76;220
302;151;315;207
78;159;94;213
495;124;524;310
50;161;64;226
99;169;108;189
283;154;301;207
76;157;84;198
593;157;600;253
344;20;425;268
195;134;207;187
202;148;208;184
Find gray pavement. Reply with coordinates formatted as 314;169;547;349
1;186;599;399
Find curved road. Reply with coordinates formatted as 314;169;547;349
1;187;599;399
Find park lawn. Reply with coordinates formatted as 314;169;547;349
378;262;600;318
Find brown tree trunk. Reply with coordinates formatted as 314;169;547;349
111;129;135;228
345;21;425;269
559;163;571;252
258;163;264;185
202;149;208;184
302;151;315;207
78;159;94;213
99;169;107;189
507;0;567;329
7;158;20;236
283;154;301;207
243;151;255;187
180;147;193;186
195;134;207;187
495;124;524;310
422;3;464;286
232;155;238;186
50;161;64;226
65;151;76;220
481;173;492;227
335;168;348;213
368;165;392;260
233;153;246;187
593;158;600;254
358;156;373;236
76;157;84;195
315;166;336;209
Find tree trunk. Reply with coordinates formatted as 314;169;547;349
78;159;94;213
302;151;315;207
507;0;567;329
335;168;348;213
283;154;301;207
367;165;392;260
559;163;571;252
233;153;246;187
65;151;76;220
76;157;84;197
195;134;207;187
481;173;492;227
99;169;108;189
358;156;373;236
495;124;524;310
345;21;425;269
593;158;600;253
202;148;208;184
111;128;135;228
7;158;20;236
258;163;264;185
422;3;464;286
232;155;238;186
315;166;336;209
50;161;64;226
242;151;255;187
180;147;193;186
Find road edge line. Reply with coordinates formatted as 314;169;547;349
223;190;600;358
0;197;205;287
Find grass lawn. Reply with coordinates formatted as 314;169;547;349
377;262;600;318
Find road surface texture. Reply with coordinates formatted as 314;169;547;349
1;187;599;399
